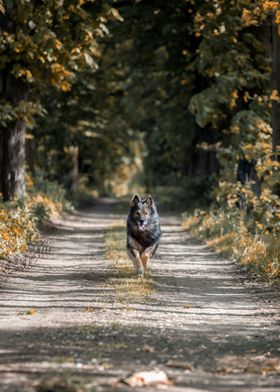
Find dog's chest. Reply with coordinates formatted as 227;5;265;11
128;228;158;249
127;235;144;251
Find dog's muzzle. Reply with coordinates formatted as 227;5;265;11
138;219;146;232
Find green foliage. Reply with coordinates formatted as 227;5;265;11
152;177;214;212
83;1;199;191
25;0;280;222
27;175;71;228
67;181;98;208
0;0;121;130
31;202;50;228
186;0;280;236
29;171;69;206
0;1;115;86
182;1;280;281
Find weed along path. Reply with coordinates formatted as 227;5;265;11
0;201;279;392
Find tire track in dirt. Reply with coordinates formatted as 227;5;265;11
0;202;279;391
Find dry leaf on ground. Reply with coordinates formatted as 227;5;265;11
84;306;95;313
27;308;37;315
18;308;37;316
123;370;170;387
142;344;155;353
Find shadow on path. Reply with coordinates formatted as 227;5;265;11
0;202;279;391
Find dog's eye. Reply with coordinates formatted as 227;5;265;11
135;210;141;216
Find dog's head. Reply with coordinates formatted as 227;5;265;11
129;194;157;232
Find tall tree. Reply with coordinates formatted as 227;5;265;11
0;0;116;200
271;15;280;155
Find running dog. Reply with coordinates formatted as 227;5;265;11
126;194;161;275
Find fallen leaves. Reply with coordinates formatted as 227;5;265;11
123;370;171;387
84;306;95;313
182;303;202;309
142;344;155;353
18;308;37;316
215;354;280;375
183;304;193;309
27;308;37;316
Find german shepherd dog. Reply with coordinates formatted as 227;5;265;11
126;194;161;275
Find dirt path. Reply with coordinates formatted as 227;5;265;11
0;202;279;392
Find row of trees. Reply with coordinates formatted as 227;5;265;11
0;1;279;231
0;0;120;200
189;0;280;231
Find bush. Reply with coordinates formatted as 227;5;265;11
0;176;71;259
0;200;38;258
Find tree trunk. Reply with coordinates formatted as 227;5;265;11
271;22;280;156
65;145;79;192
0;72;28;201
25;137;36;176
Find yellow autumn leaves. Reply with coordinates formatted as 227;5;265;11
0;202;37;259
242;1;279;28
0;192;63;260
51;63;74;92
194;1;279;34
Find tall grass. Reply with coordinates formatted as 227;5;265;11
182;209;280;281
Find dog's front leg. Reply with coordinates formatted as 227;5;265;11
141;243;158;269
127;244;144;275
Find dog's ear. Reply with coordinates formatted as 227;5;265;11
146;194;155;207
130;194;141;206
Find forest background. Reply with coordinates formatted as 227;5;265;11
0;0;279;279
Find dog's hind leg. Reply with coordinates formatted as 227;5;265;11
127;244;144;276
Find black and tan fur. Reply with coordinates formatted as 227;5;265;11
126;194;161;275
